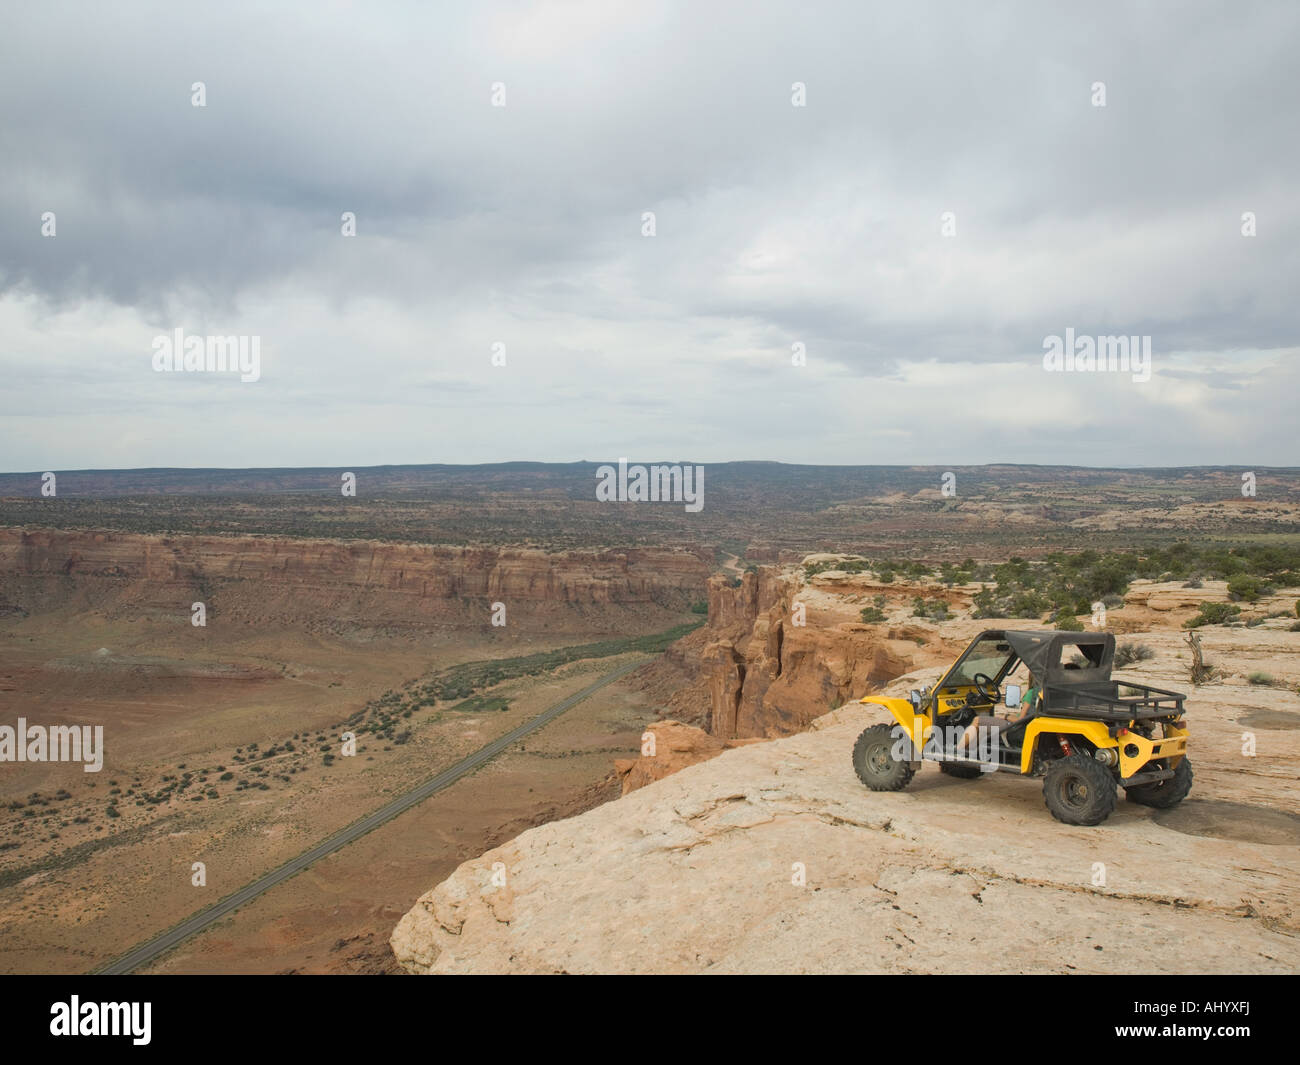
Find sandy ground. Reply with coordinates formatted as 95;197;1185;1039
0;603;661;973
143;676;657;974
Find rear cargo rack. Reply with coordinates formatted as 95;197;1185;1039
1044;681;1186;722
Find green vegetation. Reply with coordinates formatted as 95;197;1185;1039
801;544;1296;627
349;619;704;742
449;694;511;713
689;600;709;614
804;557;871;577
860;594;888;623
938;560;978;586
1114;641;1155;669
1227;574;1274;602
803;557;934;582
1184;602;1242;629
973;553;1128;620
968;543;1300;623
1049;607;1082;631
910;597;950;621
1247;672;1275;686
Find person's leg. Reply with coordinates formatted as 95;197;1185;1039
959;715;1001;757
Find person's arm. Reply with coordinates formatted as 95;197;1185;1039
1010;686;1038;723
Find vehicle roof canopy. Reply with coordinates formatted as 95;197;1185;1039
996;630;1115;685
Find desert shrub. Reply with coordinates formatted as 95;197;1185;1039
971;585;1004;619
1049;607;1082;631
1184;602;1242;628
859;606;886;623
689;601;708;614
910;597;949;621
972;584;1050;619
1247;672;1274;686
1183;578;1203;589
1114;642;1154;669
1227;574;1272;602
939;562;970;587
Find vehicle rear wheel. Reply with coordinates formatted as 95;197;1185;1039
1125;758;1193;809
852;723;915;792
938;762;983;779
1043;753;1117;825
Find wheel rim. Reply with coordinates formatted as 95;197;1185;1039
1059;772;1089;808
867;743;892;775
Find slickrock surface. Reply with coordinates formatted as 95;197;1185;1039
394;627;1300;974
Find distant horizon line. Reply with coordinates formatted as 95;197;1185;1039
3;459;1298;476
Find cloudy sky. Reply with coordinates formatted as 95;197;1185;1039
2;0;1297;472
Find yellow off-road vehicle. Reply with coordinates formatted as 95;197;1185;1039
851;630;1191;825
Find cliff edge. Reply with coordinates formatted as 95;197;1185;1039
392;622;1300;973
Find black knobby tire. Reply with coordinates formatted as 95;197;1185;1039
852;723;915;792
938;762;983;779
1125;758;1193;809
1042;753;1117;825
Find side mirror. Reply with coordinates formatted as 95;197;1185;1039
1004;684;1021;709
909;690;922;710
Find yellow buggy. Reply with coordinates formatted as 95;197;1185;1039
851;630;1191;825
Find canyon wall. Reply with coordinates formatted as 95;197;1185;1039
0;527;711;637
634;567;954;739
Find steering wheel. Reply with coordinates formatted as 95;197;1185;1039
972;672;1000;704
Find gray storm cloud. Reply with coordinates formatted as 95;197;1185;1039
1;0;1296;469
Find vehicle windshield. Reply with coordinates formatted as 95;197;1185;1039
944;636;1015;687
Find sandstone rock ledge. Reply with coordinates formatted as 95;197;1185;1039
393;663;1300;974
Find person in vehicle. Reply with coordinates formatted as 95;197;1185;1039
958;673;1041;757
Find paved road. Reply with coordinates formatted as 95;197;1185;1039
94;657;650;974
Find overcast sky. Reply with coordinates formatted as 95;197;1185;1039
2;0;1297;472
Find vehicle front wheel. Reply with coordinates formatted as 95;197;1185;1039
852;723;915;792
1125;758;1193;809
1043;753;1117;825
